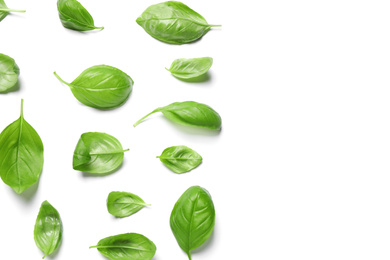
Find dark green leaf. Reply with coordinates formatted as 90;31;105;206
90;233;157;260
167;57;212;80
136;1;220;44
57;0;103;31
170;186;215;260
73;132;128;174
133;101;221;130
0;0;25;23
107;191;150;218
54;65;133;109
0;53;19;92
157;146;202;174
0;100;44;194
34;201;62;259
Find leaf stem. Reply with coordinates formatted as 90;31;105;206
209;24;222;27
123;149;130;152
89;245;97;249
0;8;26;12
53;71;69;85
20;99;24;118
94;26;104;30
133;110;157;127
187;252;192;260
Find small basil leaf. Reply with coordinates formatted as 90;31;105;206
54;65;133;109
167;57;213;80
170;186;215;259
107;191;151;218
136;1;220;44
157;146;202;174
34;201;63;259
133;101;221;130
0;53;19;92
0;100;44;194
0;0;25;22
57;0;103;31
73;132;128;174
90;233;157;260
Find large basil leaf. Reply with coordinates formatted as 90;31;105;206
73;132;128;174
133;101;221;130
54;65;133;109
170;186;215;259
136;1;220;44
0;100;44;194
107;191;150;218
57;0;103;31
157;146;202;174
34;201;62;259
167;57;213;80
0;0;25;22
0;53;19;93
90;233;157;260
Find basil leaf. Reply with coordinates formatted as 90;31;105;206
0;100;44;194
157;146;202;174
107;191;151;218
73;132;129;174
0;0;25;22
34;201;62;259
54;65;133;109
136;1;220;44
57;0;103;31
133;101;221;130
90;233;157;260
170;186;215;259
167;57;213;81
0;53;19;93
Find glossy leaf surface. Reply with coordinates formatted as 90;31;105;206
170;186;215;259
57;0;103;31
34;201;62;259
107;191;150;218
0;100;44;194
167;57;212;80
0;53;19;92
157;146;202;174
136;1;220;44
134;101;221;130
54;65;133;109
0;0;25;22
73;132;128;174
90;233;156;260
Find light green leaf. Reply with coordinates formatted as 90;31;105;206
0;0;25;23
157;146;202;174
107;191;150;218
0;53;19;93
167;57;212;80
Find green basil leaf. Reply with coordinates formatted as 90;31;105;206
54;65;133;109
0;100;44;194
157;146;202;174
107;191;151;218
167;57;212;80
57;0;103;31
133;101;221;130
0;53;19;93
34;200;63;259
136;1;220;44
0;0;25;22
73;132;128;174
90;233;157;260
170;186;215;259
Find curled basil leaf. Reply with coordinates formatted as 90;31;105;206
57;0;103;31
0;100;44;194
0;0;25;22
133;101;221;130
167;57;212;81
157;146;202;174
107;191;151;218
90;233;157;260
0;53;19;93
170;186;215;259
136;1;220;44
73;132;128;174
34;201;63;259
54;65;133;109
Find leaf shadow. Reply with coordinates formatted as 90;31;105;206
0;80;21;94
162;117;222;136
18;179;39;202
81;160;125;177
63;27;104;35
46;236;63;259
174;72;212;83
191;228;216;256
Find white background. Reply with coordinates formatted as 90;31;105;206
1;0;390;259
